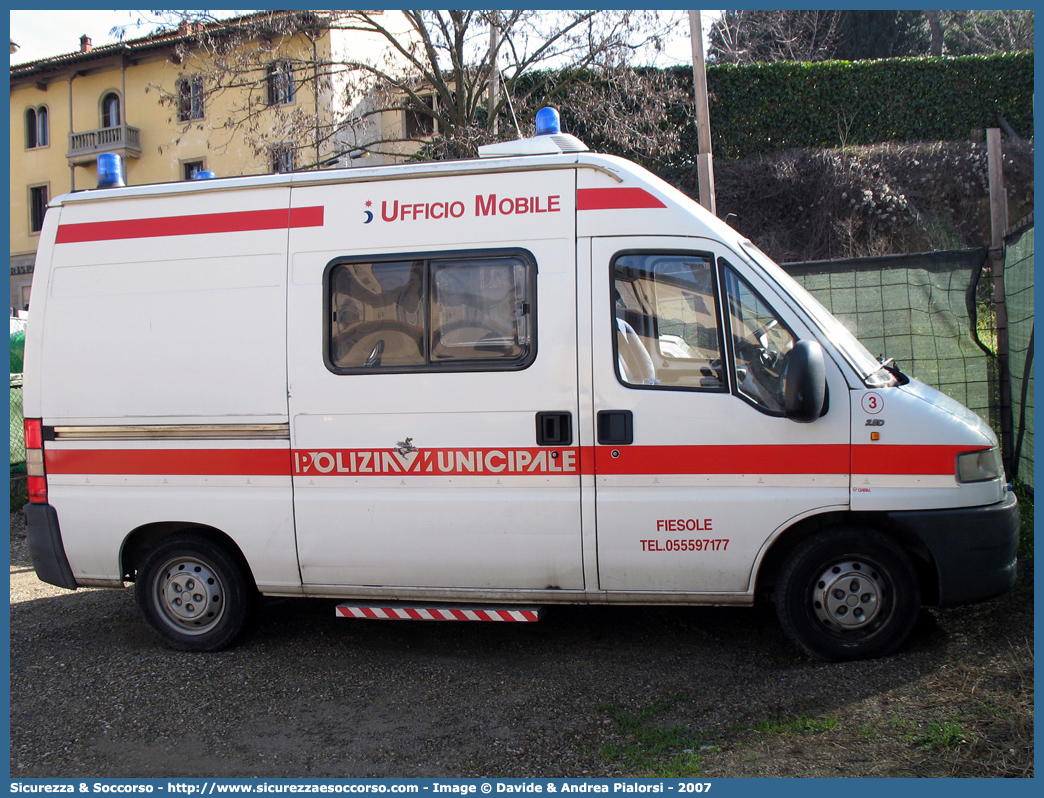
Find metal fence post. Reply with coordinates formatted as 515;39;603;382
987;128;1014;478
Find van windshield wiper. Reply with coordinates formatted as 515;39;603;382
875;356;910;385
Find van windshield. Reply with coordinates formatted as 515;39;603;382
739;241;896;388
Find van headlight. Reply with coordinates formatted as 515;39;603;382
956;447;1003;483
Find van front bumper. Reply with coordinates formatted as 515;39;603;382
23;504;78;590
886;491;1019;607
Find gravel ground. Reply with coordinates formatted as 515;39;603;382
9;509;1034;779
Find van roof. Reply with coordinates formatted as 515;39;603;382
49;147;746;257
52;151;614;207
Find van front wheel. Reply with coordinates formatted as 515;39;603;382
775;529;920;661
135;534;252;652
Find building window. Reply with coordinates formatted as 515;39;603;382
182;160;206;180
101;92;121;128
405;95;436;139
29;185;49;234
271;146;295;174
326;251;536;374
266;60;295;106
26;106;49;149
177;75;205;121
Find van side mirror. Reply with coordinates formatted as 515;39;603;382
782;340;827;423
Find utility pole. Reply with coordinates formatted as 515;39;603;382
689;10;716;215
489;12;500;136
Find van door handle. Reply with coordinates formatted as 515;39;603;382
536;412;572;446
597;410;633;445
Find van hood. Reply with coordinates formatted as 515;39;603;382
901;378;997;445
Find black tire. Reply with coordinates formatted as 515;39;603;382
775;528;920;662
135;533;254;652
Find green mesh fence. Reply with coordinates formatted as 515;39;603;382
11;317;27;473
1005;225;1033;492
783;249;996;426
11;375;25;471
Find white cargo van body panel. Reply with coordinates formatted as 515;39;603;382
574;154;738;241
26;184;301;589
849;381;1006;512
45;476;296;586
286;169;584;591
37;186;293;424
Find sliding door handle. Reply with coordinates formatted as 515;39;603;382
536;411;573;446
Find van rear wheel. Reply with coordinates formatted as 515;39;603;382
135;534;252;652
775;529;920;661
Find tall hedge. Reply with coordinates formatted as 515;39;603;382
689;53;1033;159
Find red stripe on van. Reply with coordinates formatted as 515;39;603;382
40;444;976;479
594;444;851;475
851;444;981;476
54;206;324;244
44;448;289;476
577;187;666;211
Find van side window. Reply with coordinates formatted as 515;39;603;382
721;261;795;414
327;252;535;373
612;252;725;391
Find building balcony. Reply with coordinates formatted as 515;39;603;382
67;125;142;166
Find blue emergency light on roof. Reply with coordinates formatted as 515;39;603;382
535;107;561;136
96;153;125;188
193;170;217;180
476;106;586;158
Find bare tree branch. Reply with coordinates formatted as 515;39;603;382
708;10;842;64
126;10;686;167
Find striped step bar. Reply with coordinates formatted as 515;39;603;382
335;603;542;622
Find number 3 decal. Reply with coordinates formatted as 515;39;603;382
862;392;884;414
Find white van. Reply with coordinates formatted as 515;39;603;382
21;110;1018;661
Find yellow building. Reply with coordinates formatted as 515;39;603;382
10;11;422;310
